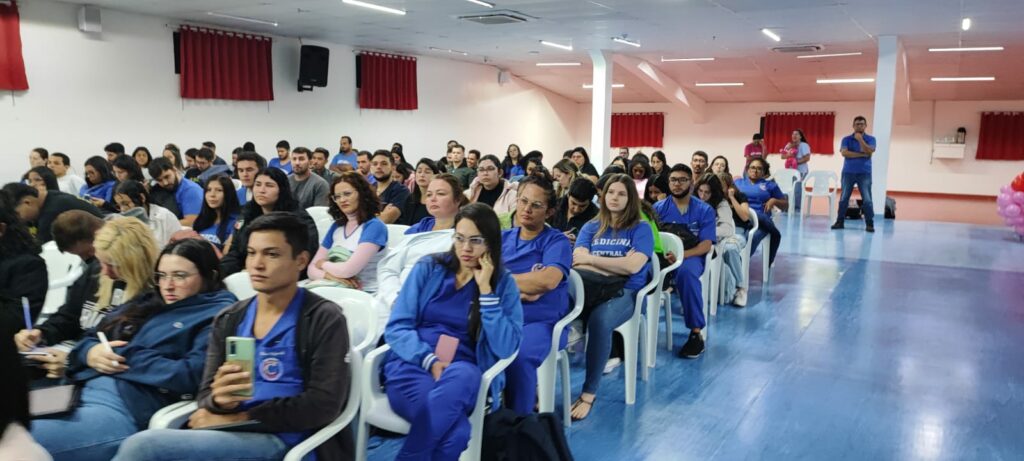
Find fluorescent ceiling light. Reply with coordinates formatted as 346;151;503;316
816;78;875;84
540;40;573;51
797;52;862;59
661;57;715;62
536;62;581;67
961;18;971;31
761;28;781;42
582;83;624;88
206;12;278;26
930;76;995;82
695;82;744;87
342;0;406;15
466;0;495;7
429;47;468;56
928;46;1003;52
612;37;641;48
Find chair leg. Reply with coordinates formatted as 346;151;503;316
639;321;649;382
623;324;638;405
536;354;556;414
663;295;674;351
559;350;571;428
645;294;659;369
762;235;771;284
710;258;720;316
355;417;370;461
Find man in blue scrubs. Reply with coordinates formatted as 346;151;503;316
833;115;878;232
330;136;358;169
148;158;204;227
268;140;293;174
653;164;716;358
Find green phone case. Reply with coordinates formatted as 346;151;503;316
225;336;255;397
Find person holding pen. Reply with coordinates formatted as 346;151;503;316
0;191;47;340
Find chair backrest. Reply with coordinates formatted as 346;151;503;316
223;272;256;300
306;206;334;243
308;286;379;355
803;170;837;195
41;241;83;289
773;168;800;196
386;224;410;249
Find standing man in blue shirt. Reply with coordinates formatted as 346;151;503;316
268;140;293;174
148;158;204;227
653;164;716;358
832;115;877;232
330;136;358;169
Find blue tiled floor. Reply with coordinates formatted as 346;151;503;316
365;215;1024;460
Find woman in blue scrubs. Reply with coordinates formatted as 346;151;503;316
384;203;523;460
192;175;241;251
501;176;572;415
733;158;786;266
405;174;469;235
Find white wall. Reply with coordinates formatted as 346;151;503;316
0;0;579;184
576;100;1024;197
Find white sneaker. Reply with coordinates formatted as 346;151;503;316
603;357;622;374
733;288;748;307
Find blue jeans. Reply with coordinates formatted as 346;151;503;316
112;428;288;461
837;173;874;224
582;288;638;394
749;211;781;266
32;377;140;461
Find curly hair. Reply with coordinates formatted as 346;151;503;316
327;171;381;225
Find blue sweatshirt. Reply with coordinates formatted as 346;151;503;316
67;289;238;427
385;255;523;403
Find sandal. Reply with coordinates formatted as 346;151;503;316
570;395;596;421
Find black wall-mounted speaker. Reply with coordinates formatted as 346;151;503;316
298;45;329;92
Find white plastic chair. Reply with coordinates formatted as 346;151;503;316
646;233;683;369
149;349;362;461
355;344;518;461
801;170;838;222
703;250;721;318
223;271;256;300
537;270;584;427
740;211;771;291
306;206;334;243
386;224;410;249
40;242;84;316
308;286;380;356
773;168;801;209
661;247;715;351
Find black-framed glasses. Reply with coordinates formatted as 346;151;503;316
668;177;691;184
477;166;498;174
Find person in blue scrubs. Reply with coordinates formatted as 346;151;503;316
733;158;786;266
80;155;117;212
405;174;468;235
192;175;241;251
570;174;653;421
384;203;522;460
833;115;878;232
267;140;293;174
501;176;572;415
149;158;204;227
653;164;716;358
330;136;358;169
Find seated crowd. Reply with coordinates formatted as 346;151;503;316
2;136;798;461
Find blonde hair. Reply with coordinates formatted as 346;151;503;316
596;173;642;237
93;217;159;309
552;159;578;198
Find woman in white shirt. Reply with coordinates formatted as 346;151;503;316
695;173;749;306
112;180;181;247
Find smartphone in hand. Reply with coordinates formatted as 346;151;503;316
226;336;255;397
435;335;459;363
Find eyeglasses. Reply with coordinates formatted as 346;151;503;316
477;166;498;173
668;177;691;184
748;166;764;172
154;271;197;285
453;234;487;248
331;191;355;201
517;197;547;211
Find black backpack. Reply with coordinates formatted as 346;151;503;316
482;409;574;461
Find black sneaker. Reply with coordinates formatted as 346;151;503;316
865;223;875;233
830;221;845;230
678;332;705;359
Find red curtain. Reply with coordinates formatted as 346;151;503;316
764;112;835;155
179;27;273;101
0;1;29;91
611;113;664;147
359;53;417;110
977;112;1024;160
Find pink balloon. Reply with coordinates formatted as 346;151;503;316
1002;185;1013;195
998;194;1012;206
1006;204;1023;217
1011;216;1024;225
1014;191;1024;205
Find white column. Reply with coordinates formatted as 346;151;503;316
871;35;899;216
589;50;613;173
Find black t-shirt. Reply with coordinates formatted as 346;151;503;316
549;195;598;233
37;192;103;243
477;183;502;208
730;189;752;230
398;194;430;226
580;163;599;178
378;180;411;209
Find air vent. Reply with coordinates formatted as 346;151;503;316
772;45;824;53
459;10;532;25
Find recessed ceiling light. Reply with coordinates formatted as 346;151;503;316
612;36;641;48
961;18;972;31
536;62;582;67
540;40;573;51
661;57;715;62
206;12;278;26
797;52;862;59
695;82;744;87
761;28;781;42
466;0;495;7
928;46;1003;52
342;0;406;16
816;78;875;84
930;76;995;82
582;83;624;88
